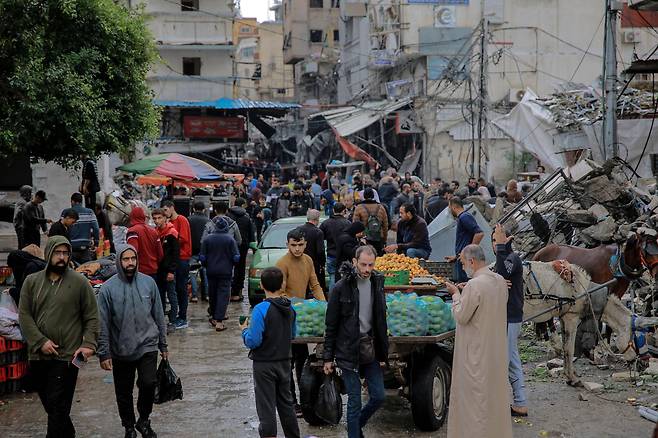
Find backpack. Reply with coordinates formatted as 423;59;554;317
364;207;382;242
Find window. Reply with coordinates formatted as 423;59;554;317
331;0;340;7
310;30;323;43
181;0;198;11
310;0;323;8
241;26;252;33
182;57;201;76
241;47;254;58
333;30;339;42
277;88;287;94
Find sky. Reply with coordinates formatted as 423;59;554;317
239;0;272;22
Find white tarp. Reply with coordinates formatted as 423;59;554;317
311;98;413;137
492;88;568;170
427;204;495;263
583;118;658;178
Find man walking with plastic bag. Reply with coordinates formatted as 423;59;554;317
323;245;388;438
97;244;168;438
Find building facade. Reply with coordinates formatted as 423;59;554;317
282;0;342;106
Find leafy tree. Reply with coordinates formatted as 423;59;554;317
0;0;160;167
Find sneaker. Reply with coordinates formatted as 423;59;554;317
166;323;175;334
135;418;157;438
125;427;137;438
294;403;303;418
190;297;198;303
174;320;189;330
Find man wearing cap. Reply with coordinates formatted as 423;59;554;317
13;185;33;249
22;190;51;248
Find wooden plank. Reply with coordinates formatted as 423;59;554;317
291;330;455;345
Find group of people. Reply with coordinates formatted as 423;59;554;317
9;163;539;438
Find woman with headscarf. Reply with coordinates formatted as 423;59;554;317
334;221;366;282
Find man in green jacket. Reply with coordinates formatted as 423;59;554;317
18;235;99;438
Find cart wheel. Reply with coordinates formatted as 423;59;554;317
410;354;450;432
299;355;328;426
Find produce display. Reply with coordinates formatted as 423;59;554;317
386;292;429;337
375;253;445;283
419;296;456;335
292;299;327;337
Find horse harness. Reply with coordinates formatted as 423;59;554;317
104;195;132;220
522;261;577;312
609;242;644;280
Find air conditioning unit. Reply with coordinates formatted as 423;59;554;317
622;30;641;44
509;88;526;103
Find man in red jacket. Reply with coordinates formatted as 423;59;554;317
162;201;192;329
126;207;163;282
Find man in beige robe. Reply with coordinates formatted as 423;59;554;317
446;244;513;438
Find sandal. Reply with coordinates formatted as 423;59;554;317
215;322;227;332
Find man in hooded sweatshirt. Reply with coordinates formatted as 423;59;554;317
152;208;180;328
228;197;256;302
97;244;168;438
200;216;240;332
18;235;100;437
126;207;163;281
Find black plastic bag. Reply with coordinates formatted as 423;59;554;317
154;359;183;404
314;375;342;425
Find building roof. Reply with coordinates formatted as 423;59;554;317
154;97;301;111
310;98;413;137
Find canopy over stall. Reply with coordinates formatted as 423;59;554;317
118;153;222;181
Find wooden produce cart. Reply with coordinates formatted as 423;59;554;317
294;303;454;432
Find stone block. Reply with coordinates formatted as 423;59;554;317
582;382;604;392
547;358;565;369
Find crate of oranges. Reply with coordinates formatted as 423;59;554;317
376;254;445;286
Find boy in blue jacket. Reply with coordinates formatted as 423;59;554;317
240;267;300;438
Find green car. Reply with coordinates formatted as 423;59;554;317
248;216;327;307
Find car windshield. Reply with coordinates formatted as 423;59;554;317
259;222;299;249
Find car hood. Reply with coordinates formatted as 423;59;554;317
251;248;288;270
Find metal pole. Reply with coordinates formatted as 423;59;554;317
477;18;489;178
603;0;620;159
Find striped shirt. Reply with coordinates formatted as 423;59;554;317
66;204;100;249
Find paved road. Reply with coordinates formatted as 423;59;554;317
0;297;655;437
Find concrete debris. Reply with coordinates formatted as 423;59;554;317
587;204;609;221
582;382;604;392
547;358;565;369
549;367;564;378
563;210;597;226
581;217;617;243
611;371;637;382
584;175;624;203
644;359;658;376
578;392;589;401
537;87;658;133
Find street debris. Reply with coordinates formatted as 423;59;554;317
536;87;658;133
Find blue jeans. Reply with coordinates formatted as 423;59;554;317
453;259;469;283
189;256;207;300
508;322;527;407
208;276;232;321
341;361;386;438
175;259;190;322
406;248;430;260
326;256;337;292
157;273;177;324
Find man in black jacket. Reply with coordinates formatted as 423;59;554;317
23;190;51;248
319;202;351;292
289;184;314;217
323;245;388;438
228;198;256;302
152;209;180;328
188;202;210;303
493;224;528;417
299;209;326;292
385;203;432;259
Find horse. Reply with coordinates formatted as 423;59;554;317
522;261;656;386
533;233;645;300
103;191;149;227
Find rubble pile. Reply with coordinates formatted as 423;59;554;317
536;87;658;132
498;158;654;257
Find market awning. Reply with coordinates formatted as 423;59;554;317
154;97;300;111
311;98;413;137
117;153;222;181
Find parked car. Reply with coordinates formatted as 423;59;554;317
248;216;327;307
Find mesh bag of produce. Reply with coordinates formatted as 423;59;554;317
386;292;429;336
293;299;328;337
420;296;456;335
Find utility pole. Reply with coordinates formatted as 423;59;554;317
476;17;489;178
603;0;621;159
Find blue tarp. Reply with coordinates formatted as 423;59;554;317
154;97;301;110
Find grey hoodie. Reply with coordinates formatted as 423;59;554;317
97;244;167;362
201;214;242;245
